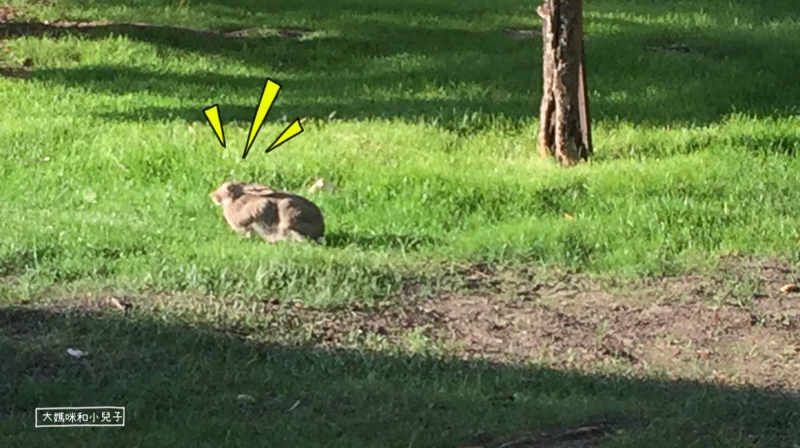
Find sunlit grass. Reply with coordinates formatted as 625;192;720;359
1;0;799;305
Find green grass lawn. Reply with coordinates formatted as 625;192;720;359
2;0;800;446
2;0;799;304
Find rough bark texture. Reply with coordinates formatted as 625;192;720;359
538;0;592;167
576;2;593;154
537;3;556;160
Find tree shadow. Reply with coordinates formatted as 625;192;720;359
324;231;441;251
2;304;799;447
44;0;800;25
729;132;800;158
5;0;798;137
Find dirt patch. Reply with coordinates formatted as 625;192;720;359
0;5;19;23
430;293;798;384
460;417;634;448
18;254;800;390
22;294;135;315
195;254;800;390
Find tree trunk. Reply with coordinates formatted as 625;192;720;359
538;0;592;166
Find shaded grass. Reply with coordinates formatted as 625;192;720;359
4;0;800;128
2;305;799;447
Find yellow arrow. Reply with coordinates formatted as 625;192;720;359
243;78;282;159
202;104;225;147
266;119;304;153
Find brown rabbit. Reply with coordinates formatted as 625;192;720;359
210;180;325;243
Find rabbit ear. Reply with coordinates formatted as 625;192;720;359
227;182;245;197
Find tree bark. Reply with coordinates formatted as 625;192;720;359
538;0;592;166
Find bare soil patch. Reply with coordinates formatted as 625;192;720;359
0;5;18;22
458;417;634;448
29;254;799;391
323;255;794;389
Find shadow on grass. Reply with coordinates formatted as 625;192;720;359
6;0;800;137
729;133;800;158
2;304;798;447
324;231;440;251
